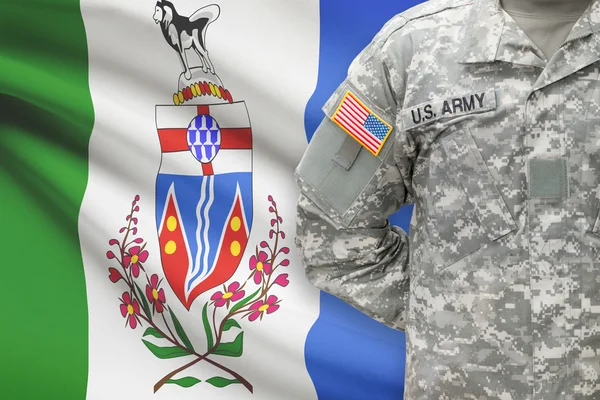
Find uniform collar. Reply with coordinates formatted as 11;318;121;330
457;0;600;64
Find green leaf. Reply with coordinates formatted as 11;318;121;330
165;377;202;388
230;288;261;314
213;332;244;357
143;327;164;338
141;339;191;359
168;306;194;351
202;303;214;351
135;282;152;321
222;318;241;331
206;376;241;388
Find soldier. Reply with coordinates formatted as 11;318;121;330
294;0;600;398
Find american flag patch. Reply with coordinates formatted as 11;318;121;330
331;91;393;156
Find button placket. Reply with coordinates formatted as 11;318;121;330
527;84;572;399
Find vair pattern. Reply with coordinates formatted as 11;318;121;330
187;114;221;163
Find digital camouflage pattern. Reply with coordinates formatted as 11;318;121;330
295;0;600;398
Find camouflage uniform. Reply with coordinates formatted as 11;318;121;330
294;0;600;398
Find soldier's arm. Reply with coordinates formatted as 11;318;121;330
294;19;413;331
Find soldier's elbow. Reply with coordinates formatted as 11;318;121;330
303;262;333;293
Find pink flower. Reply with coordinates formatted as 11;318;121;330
248;295;280;321
146;274;166;313
211;282;245;308
273;273;289;287
249;251;271;284
123;246;148;278
119;292;141;329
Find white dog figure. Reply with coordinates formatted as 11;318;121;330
153;1;220;79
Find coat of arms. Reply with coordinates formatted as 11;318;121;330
104;1;291;393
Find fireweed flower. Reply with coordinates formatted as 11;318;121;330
211;282;245;307
146;274;166;313
123;246;148;278
119;292;141;329
249;251;271;284
248;295;280;321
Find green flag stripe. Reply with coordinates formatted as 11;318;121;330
0;0;94;399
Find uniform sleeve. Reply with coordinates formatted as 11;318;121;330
294;19;414;331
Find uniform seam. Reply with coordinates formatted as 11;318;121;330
494;10;508;61
374;1;473;51
374;16;408;50
378;24;415;207
380;41;405;114
398;1;473;27
378;47;413;211
589;67;600;233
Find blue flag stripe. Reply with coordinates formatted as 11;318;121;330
303;1;425;399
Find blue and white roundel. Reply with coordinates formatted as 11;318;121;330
187;114;221;163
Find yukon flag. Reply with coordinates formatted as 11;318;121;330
0;0;422;399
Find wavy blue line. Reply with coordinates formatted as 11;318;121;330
189;176;210;291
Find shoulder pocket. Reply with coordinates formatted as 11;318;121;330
424;126;517;271
295;117;390;228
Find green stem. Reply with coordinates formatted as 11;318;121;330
161;312;178;346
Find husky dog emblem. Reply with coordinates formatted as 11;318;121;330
153;0;220;79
